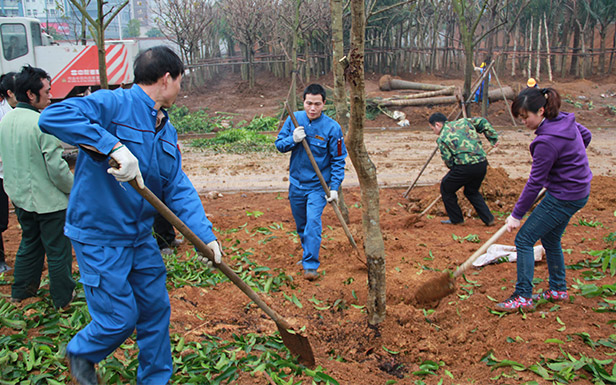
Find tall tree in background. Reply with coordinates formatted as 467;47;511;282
69;0;129;89
221;0;275;88
451;0;489;110
347;0;386;325
153;0;216;65
584;0;616;74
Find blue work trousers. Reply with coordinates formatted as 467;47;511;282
68;239;172;384
514;192;588;298
289;187;327;271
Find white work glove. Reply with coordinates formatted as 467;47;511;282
506;215;521;232
327;190;339;203
207;240;222;264
107;145;145;189
195;240;222;267
292;126;306;143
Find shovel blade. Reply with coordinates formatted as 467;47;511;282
276;323;315;367
414;272;455;305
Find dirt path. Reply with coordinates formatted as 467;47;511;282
182;127;616;194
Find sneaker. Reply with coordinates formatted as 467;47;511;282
67;353;99;385
0;261;11;273
532;290;569;302
486;218;495;227
160;247;174;256
495;294;534;312
304;269;319;281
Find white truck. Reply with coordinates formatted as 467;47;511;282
0;16;138;99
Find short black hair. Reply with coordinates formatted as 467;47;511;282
428;112;447;125
0;72;17;98
134;46;184;85
303;84;326;102
15;65;50;103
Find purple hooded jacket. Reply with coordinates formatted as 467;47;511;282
512;111;592;219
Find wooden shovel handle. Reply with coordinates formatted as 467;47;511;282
452;187;546;278
125;179;294;330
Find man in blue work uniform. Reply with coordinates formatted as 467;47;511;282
39;46;222;385
275;84;347;281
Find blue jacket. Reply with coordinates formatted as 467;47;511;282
275;112;346;191
39;85;216;247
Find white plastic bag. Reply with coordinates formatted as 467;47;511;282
472;244;545;267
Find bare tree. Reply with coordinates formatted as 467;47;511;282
153;0;216;65
68;0;129;89
220;0;275;88
346;0;386;326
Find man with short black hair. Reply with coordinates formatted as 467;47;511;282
0;65;76;306
428;112;498;226
39;46;221;384
275;83;347;281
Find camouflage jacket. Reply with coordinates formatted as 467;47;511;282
436;117;498;168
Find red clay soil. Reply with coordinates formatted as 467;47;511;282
2;173;614;383
2;70;616;383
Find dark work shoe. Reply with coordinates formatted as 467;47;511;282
486;219;495;226
67;353;99;385
304;269;319;281
441;219;463;225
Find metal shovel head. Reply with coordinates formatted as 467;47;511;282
276;322;315;366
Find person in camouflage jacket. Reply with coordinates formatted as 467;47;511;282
428;112;498;225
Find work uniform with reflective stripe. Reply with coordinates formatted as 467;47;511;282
275;111;346;271
39;85;217;384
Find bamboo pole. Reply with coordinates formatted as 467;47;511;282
528;17;533;78
536;18;542;81
544;15;553;82
490;67;517;126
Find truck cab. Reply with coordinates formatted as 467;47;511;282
0;17;46;72
0;17;137;100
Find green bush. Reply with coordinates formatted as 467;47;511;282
190;128;275;154
239;115;279;131
168;105;230;134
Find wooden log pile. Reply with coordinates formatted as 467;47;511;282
371;75;515;108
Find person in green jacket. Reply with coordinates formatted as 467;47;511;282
0;66;75;308
428;112;498;226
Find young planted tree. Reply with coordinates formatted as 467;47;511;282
68;0;129;89
346;0;386;325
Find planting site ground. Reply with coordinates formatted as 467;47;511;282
1;69;616;383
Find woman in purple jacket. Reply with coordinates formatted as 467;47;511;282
496;87;592;312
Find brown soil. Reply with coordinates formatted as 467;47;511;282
2;69;616;383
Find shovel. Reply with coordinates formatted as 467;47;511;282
117;176;315;366
414;188;546;304
283;103;366;267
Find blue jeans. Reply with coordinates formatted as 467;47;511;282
514;192;588;298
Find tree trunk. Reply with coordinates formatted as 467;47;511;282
347;0;386;326
570;21;580;75
96;1;108;89
329;0;350;223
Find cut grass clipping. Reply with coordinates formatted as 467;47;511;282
190;128;275;154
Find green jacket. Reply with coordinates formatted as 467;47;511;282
0;103;73;213
437;117;498;168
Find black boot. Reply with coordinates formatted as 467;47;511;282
67;353;99;385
